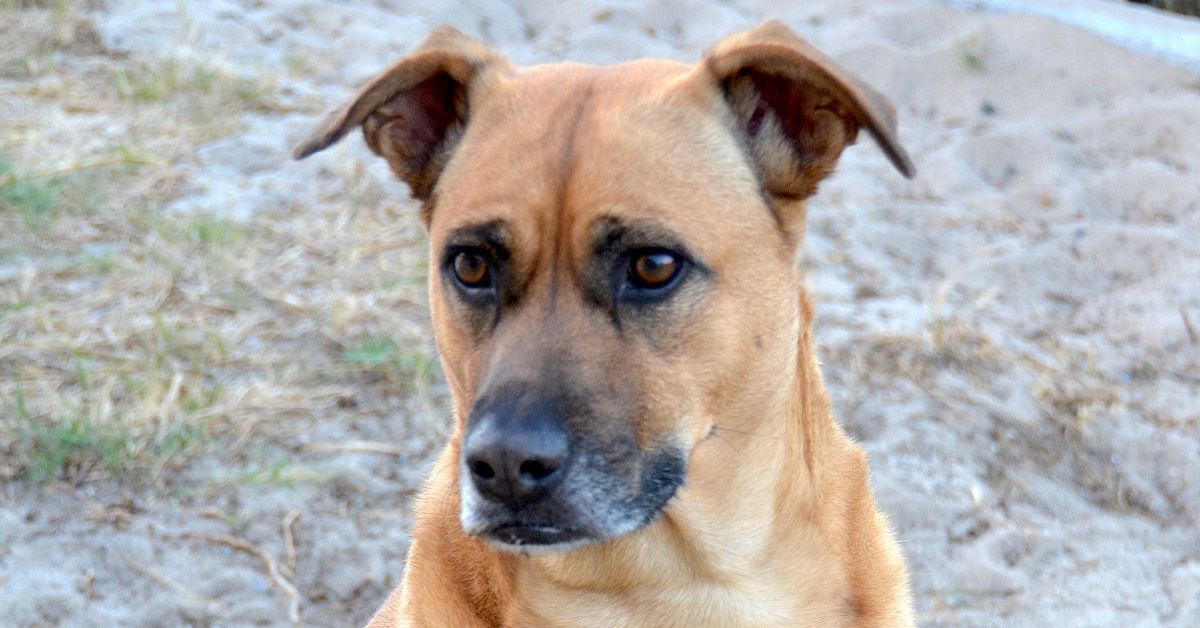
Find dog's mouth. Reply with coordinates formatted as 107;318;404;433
458;433;690;555
479;522;593;553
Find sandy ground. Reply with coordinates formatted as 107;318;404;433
2;0;1199;626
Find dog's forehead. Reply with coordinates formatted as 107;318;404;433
427;59;770;251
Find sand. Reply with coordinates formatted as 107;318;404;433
1;0;1198;625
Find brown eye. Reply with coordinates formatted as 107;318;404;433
629;251;680;289
453;251;490;288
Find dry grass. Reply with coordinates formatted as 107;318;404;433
0;2;441;485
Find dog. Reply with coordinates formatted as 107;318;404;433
294;20;915;627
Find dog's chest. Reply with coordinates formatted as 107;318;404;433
512;577;852;627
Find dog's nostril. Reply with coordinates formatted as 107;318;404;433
471;459;496;480
518;460;554;481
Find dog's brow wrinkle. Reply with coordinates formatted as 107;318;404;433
447;220;509;248
556;82;597;202
547;80;597;308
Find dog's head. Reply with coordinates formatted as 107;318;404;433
296;21;911;553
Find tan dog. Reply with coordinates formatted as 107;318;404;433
295;20;915;627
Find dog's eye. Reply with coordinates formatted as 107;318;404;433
453;250;491;288
628;250;682;290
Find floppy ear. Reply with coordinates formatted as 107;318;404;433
292;27;512;199
704;20;913;200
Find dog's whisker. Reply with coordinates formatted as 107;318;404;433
711;425;779;441
707;428;741;452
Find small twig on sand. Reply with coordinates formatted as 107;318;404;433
1181;305;1198;344
176;530;302;626
282;508;301;577
122;554;229;610
229;415;261;457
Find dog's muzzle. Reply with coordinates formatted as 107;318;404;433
458;384;687;553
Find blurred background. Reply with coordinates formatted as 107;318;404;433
2;0;1198;625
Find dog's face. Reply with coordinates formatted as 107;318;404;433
294;22;911;552
430;61;809;551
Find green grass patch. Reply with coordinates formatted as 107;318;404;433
185;214;243;247
0;0;72;11
141;210;245;252
957;37;986;73
82;250;117;273
341;334;404;366
0;155;61;228
105;142;161;173
190;65;219;91
7;363;222;484
110;61;174;102
229;459;293;485
14;402;136;484
341;333;440;390
215;457;341;487
154;418;208;465
1;299;34;317
220;284;257;309
3;311;231;485
0;48;49;81
0;153;114;230
108;57;275;109
41;248;123;277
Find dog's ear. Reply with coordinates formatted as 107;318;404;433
292;27;512;199
704;20;913;200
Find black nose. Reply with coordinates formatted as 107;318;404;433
463;411;569;510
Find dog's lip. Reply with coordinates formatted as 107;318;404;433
482;522;588;547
